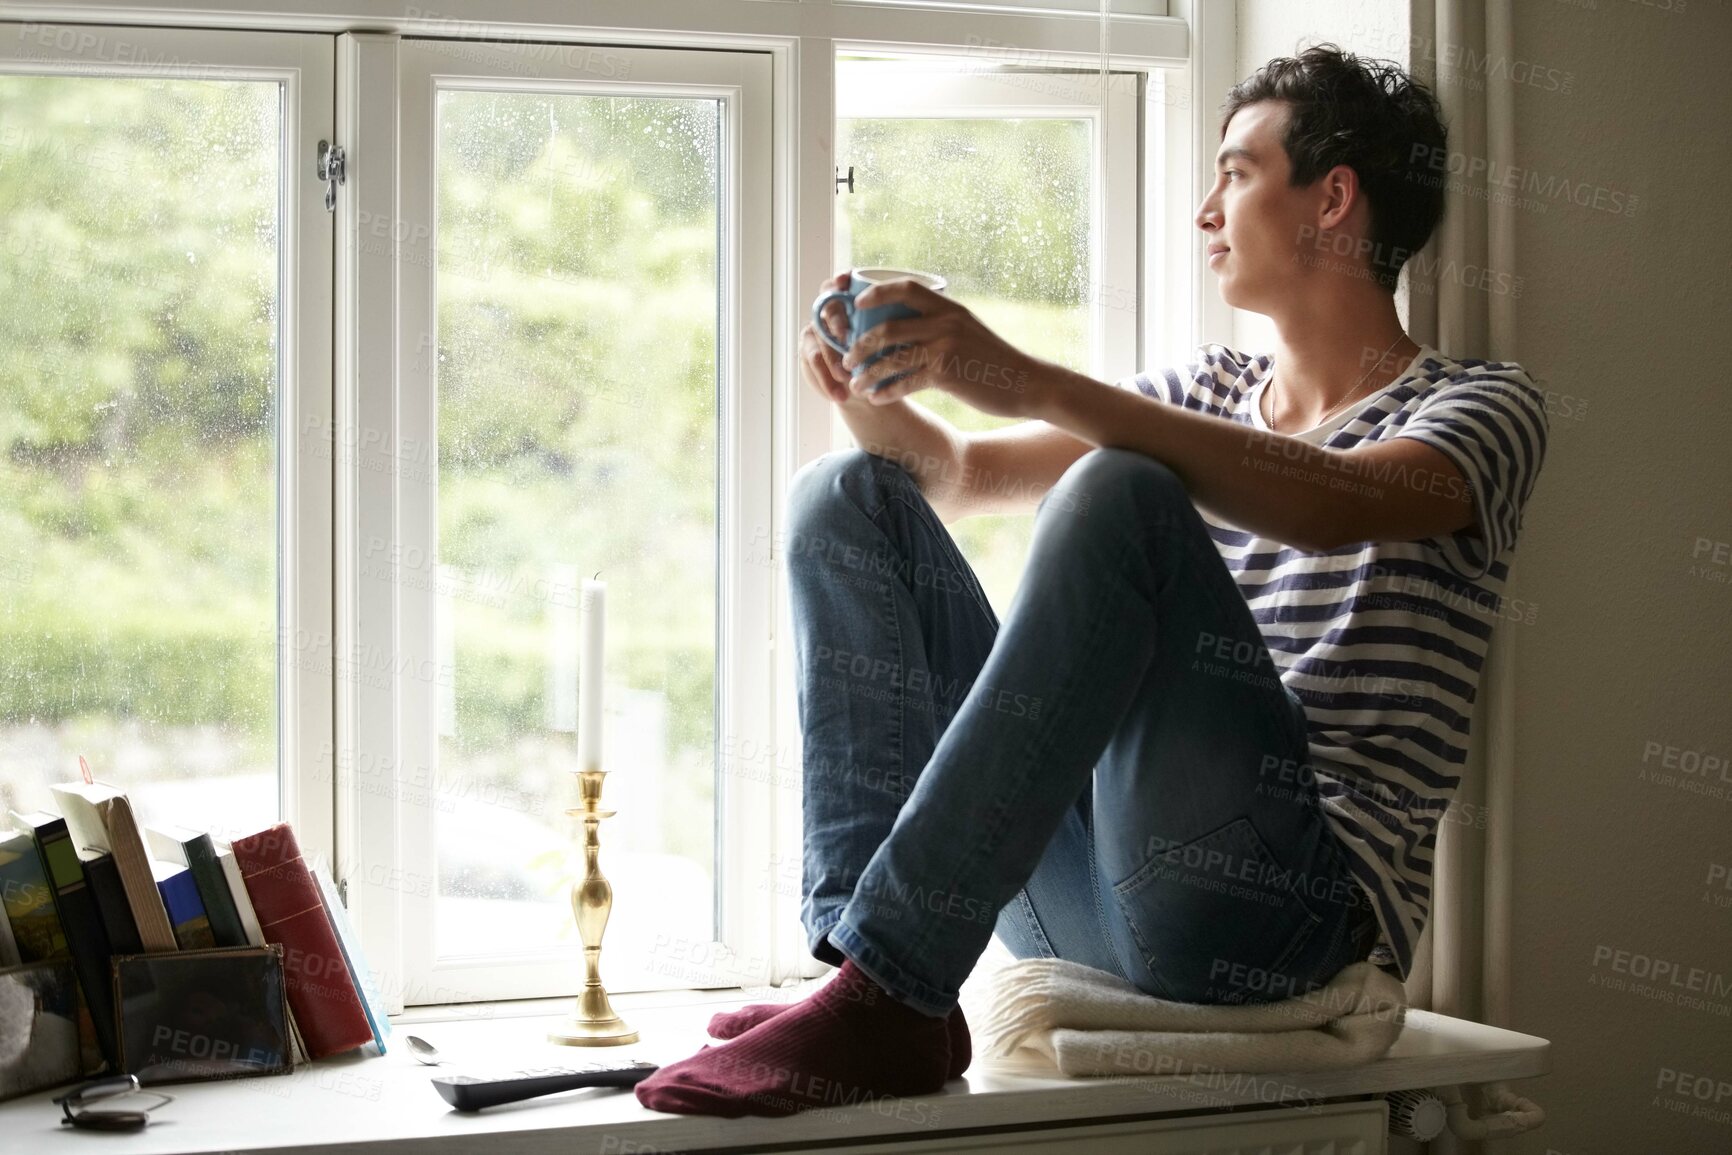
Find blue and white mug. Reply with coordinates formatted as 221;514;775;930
812;267;948;390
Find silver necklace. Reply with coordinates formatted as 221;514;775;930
1262;333;1410;433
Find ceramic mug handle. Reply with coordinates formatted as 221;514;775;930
811;290;853;355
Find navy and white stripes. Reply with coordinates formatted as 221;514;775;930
1119;344;1549;981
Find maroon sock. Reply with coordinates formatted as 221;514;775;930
636;960;954;1117
709;999;971;1078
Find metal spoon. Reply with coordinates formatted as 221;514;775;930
405;1035;446;1066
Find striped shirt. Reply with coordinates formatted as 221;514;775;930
1118;343;1549;981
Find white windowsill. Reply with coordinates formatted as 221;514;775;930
0;970;1549;1155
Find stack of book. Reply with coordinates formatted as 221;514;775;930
0;771;388;1094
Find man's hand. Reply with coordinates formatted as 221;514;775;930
839;280;1043;419
800;272;856;405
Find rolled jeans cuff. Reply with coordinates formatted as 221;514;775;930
806;910;846;967
828;919;955;1019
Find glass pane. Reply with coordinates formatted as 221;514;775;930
434;91;719;964
835;113;1093;615
0;75;281;835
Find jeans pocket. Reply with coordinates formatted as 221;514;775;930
1110;815;1325;1004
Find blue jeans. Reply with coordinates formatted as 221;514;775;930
785;446;1379;1018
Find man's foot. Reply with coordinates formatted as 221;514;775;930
636;960;955;1117
708;997;971;1078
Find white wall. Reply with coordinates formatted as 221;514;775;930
1233;3;1732;1153
1503;2;1732;1153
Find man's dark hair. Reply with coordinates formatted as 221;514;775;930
1222;42;1448;293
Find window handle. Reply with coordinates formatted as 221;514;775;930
835;164;854;195
317;140;346;212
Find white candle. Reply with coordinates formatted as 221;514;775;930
576;578;607;772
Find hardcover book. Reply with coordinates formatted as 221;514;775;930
212;840;266;947
49;782;176;952
146;826;248;948
229;825;371;1059
311;864;390;1055
0;830;68;964
0;902;17;968
11;810;119;1070
149;860;217;951
81;852;143;957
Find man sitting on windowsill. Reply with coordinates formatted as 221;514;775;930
635;42;1549;1117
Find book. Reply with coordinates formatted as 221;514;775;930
0;830;68;963
0;831;102;1076
213;840;265;947
148;859;217;951
0;893;18;968
81;853;143;958
11;811;119;1070
215;836;306;1066
146;826;248;948
311;864;390;1056
49;782;176;952
229;824;371;1059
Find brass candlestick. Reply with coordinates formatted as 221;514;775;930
548;769;639;1046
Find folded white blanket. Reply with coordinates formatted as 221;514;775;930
976;957;1407;1078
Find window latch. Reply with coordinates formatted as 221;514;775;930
317;139;347;212
835;164;854;195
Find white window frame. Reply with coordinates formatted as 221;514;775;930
833;58;1141;381
0;21;337;862
17;0;1226;1008
348;37;775;1006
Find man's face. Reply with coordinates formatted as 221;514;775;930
1194;100;1333;313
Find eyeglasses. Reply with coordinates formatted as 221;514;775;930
54;1074;175;1132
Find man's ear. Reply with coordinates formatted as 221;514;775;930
1316;163;1360;232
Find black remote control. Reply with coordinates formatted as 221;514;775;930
431;1060;660;1111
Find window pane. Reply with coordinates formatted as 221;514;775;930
434;91;718;962
0;75;281;834
835;114;1093;615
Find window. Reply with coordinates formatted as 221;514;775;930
385;39;774;1003
831;57;1138;614
4;4;1199;1010
0;26;334;855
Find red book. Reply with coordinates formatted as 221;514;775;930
230;824;371;1059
